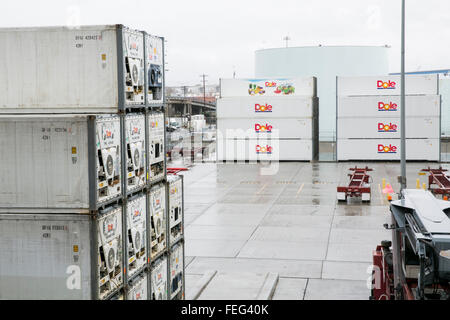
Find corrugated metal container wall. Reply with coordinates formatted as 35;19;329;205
337;95;441;118
0;25;145;113
337;139;439;161
0;208;123;300
0;114;122;210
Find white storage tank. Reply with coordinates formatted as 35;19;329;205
255;46;389;141
0;25;146;113
0;114;122;210
0;207;123;300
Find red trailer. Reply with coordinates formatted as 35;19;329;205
421;167;450;198
337;166;373;202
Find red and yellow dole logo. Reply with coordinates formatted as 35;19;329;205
378;122;398;132
378;102;398;111
256;145;273;154
255;104;272;113
265;81;276;87
377;80;396;90
255;123;273;133
378;144;397;153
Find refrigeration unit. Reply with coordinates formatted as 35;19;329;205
127;273;148;300
125;114;146;192
126;194;147;278
0;25;145;113
145;33;164;105
0;207;123;300
0;114;122;210
150;256;168;300
169;243;184;300
148;112;166;183
168;175;183;246
149;183;167;259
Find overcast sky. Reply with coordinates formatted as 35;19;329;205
1;0;449;86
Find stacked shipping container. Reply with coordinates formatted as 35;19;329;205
217;78;319;161
0;25;185;300
336;74;441;161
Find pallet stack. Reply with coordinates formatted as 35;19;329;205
336;74;441;161
217;77;319;161
0;25;185;300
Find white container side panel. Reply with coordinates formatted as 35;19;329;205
337;117;440;139
337;74;438;96
0;115;90;208
0;26;119;112
126;194;147;277
220;77;316;98
151;256;168;300
217;96;314;119
0;214;92;299
217;118;312;139
170;243;184;299
0;114;121;209
337;95;441;118
217;139;313;161
337;139;440;161
125;114;146;192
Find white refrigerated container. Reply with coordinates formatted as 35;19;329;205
126;194;147;278
145;33;164;105
0;207;123;300
217;138;317;161
127;274;148;300
337;74;438;96
167;175;183;246
337;138;440;161
169;243;184;300
149;183;167;259
337;116;440;139
0;114;122;210
337;95;441;118
125;113;146;192
217;118;313;139
150;256;168;300
217;96;317;119
0;25;145;113
148;112;165;183
220;77;316;98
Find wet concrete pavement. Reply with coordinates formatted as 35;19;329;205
179;161;448;300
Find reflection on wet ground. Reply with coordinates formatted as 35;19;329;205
179;161;449;300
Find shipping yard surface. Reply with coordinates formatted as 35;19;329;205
180;161;447;300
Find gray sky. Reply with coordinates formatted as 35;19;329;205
1;0;449;86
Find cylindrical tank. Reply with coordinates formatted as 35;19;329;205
255;46;390;141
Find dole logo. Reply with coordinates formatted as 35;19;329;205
265;81;276;87
107;223;114;232
378;101;398;111
133;209;141;218
256;145;273;154
378;122;398;132
377;80;396;89
255;123;273;133
378;144;397;153
255;103;272;112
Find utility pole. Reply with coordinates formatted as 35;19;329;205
283;36;291;48
200;74;208;107
400;0;407;195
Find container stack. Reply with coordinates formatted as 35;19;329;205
337;74;441;161
217;78;319;161
0;25;185;300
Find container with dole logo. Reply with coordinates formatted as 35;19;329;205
337;74;438;96
220;77;316;98
337;139;439;161
217;118;313;139
337;95;440;118
217;96;317;119
337;117;440;139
